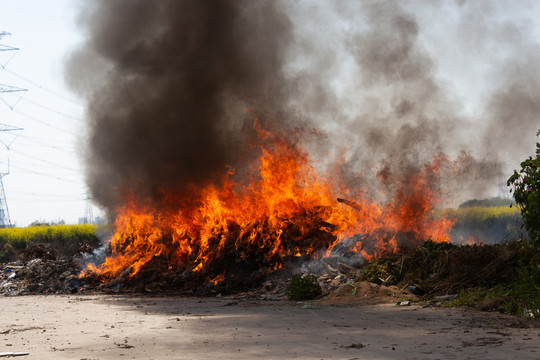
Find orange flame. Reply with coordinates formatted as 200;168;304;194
83;124;456;282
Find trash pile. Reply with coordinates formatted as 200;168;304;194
0;242;95;296
81;239;370;296
3;236;536;318
0;236;472;299
0;234;371;296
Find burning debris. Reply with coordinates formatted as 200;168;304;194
59;1;540;294
77;128;456;292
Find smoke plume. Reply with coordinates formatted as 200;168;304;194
66;0;296;214
66;0;540;216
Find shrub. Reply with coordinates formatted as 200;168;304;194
507;129;540;245
287;274;321;300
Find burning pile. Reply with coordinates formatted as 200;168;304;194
66;1;514;292
82;124;455;291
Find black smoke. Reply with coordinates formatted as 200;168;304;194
67;0;540;217
66;0;295;215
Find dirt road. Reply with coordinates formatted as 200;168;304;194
0;295;538;359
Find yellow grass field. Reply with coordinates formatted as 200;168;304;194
0;224;101;261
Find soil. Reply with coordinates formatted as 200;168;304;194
0;291;538;360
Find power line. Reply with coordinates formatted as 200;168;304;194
1;67;82;106
14;138;75;154
9;198;85;203
8;163;81;184
19;96;83;123
10;148;81;172
17;133;76;147
11;108;77;136
10;190;85;199
6;159;80;175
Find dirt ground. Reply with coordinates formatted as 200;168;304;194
0;291;539;360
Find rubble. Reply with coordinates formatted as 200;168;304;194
0;242;96;296
0;233;469;301
0;231;379;297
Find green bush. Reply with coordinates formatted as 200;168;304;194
507;129;540;245
287;274;321;300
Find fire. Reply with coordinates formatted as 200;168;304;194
209;273;225;286
83;123;456;283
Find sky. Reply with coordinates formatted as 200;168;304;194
0;1;539;227
0;0;95;226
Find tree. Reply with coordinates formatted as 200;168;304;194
507;130;540;245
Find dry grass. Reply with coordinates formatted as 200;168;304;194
357;241;540;317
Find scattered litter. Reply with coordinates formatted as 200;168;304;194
523;308;536;318
397;301;411;306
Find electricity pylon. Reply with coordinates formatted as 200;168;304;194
0;31;24;227
0;174;11;227
0;124;22;228
84;192;94;225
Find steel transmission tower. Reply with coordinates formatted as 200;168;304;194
84;193;94;224
0;32;25;227
0;124;22;227
0;172;11;227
